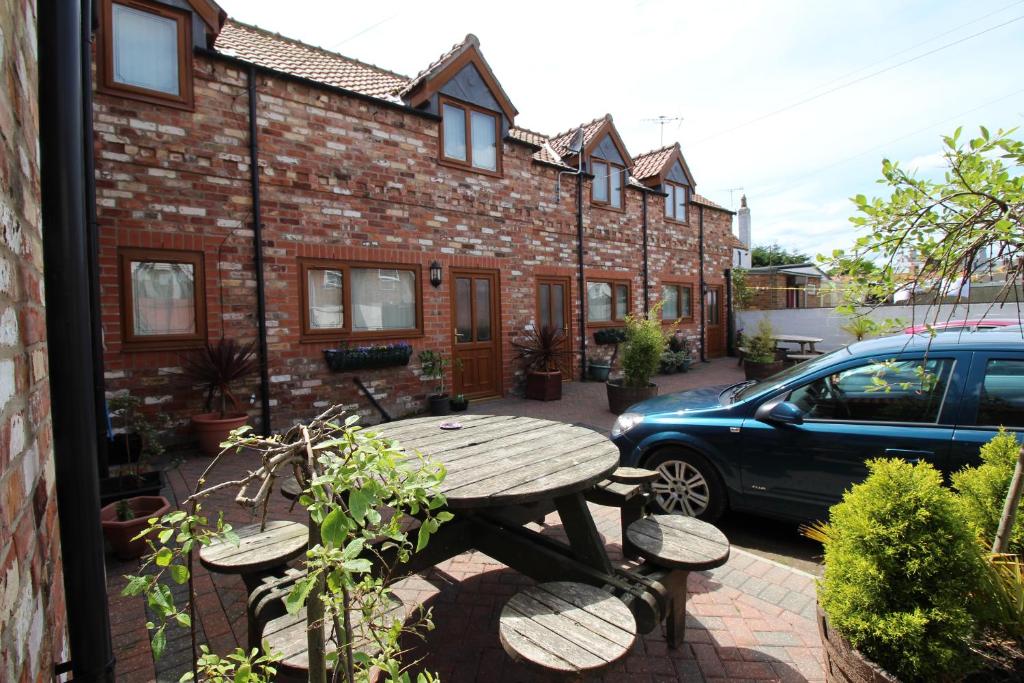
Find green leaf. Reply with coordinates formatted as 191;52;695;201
285;576;316;614
151;626;167;660
416;522;431;552
169;564;189;585
342;537;365;560
342;558;372;573
234;663;251;683
435;511;454;523
175;612;191;628
348;489;369;525
122;575;150;597
320;508;347;548
155;547;173;567
179;673;195;682
158;528;174;544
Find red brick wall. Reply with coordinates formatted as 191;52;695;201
93;52;736;434
0;0;68;678
746;273;824;310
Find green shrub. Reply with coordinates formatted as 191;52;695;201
817;458;984;681
745;318;776;363
620;306;667;387
953;429;1024;555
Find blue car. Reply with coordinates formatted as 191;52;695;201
610;331;1024;523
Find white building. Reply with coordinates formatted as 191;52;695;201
733;194;752;268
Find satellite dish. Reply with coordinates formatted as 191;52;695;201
567;127;584;155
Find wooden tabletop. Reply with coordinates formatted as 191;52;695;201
373;415;618;509
199;520;308;575
772;334;824;343
626;515;730;571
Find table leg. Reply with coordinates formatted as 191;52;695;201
554;493;614;575
664;569;690;649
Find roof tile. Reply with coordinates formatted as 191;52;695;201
548;115;609;159
214;21;409;99
631;145;676;181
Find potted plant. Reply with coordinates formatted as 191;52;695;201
183;338;258;457
100;393;168;506
449;394;469;412
606;308;667;414
590;327;627;380
513;325;573;401
100;495;171;560
805;459;990;682
419;349;451;415
743;318;783;381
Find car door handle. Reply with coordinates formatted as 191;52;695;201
884;448;934;464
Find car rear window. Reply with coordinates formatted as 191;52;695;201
977;359;1024;428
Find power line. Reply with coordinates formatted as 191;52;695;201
329;12;401;50
788;0;1024;102
692;13;1024;145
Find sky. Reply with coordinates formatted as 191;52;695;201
219;0;1024;260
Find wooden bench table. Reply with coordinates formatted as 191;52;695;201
626;514;730;648
198;520;308;593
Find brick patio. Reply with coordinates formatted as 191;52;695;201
105;360;825;682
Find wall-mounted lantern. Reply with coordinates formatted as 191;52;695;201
429;261;443;288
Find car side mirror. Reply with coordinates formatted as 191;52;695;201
756;400;804;426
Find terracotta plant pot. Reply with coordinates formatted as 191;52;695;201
525;370;562;401
817;605;899;683
192;412;249;457
100;495;172;560
744;360;784;381
606;379;658;415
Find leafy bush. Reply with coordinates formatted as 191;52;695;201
620;306;667;387
744;318;776;363
953;429;1024;555
817;458;984;681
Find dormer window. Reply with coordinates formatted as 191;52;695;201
591;160;624;210
664;181;688;223
440;97;500;173
98;0;193;109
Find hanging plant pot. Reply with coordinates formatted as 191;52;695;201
323;343;413;372
593;328;627;345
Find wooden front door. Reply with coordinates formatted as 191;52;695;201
536;276;572;377
452;269;501;398
705;285;726;358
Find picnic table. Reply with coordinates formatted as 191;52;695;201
198;520;308;592
773;334;824;354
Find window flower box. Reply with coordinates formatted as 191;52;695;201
323;342;413;372
593;328;627;345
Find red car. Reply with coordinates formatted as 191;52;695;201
904;319;1019;334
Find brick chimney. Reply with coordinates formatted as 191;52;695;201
738;194;751;248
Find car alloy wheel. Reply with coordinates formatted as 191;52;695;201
652;460;711;517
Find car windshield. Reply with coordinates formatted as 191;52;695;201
732;347;852;402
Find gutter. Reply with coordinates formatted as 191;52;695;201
39;0;115;679
698;204;707;362
576;173;587;380
247;65;272;434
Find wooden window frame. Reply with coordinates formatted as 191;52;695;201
660;282;694;323
299;258;424;342
586;279;631;327
119;247;207;351
591;158;626;212
664;181;689;225
97;0;194;110
438;96;502;177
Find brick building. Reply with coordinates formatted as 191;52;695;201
91;0;739;433
746;263;830;310
0;0;68;678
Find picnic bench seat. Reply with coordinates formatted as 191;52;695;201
626;515;730;648
261;594;406;681
499;581;636;679
787;353;820;363
583;467;658;559
246;568;304;650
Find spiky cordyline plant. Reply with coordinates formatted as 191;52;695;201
182;338;258;418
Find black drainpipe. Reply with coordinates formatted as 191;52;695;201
247;65;272;434
641;192;649;314
39;1;115;680
576;173;587;380
725;268;735;356
698;204;707;362
81;0;108;476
